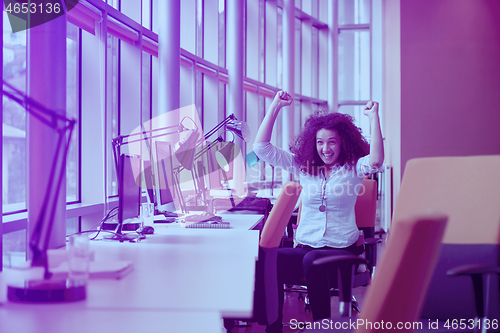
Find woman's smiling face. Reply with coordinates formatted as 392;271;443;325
316;128;341;168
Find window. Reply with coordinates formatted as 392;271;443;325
336;0;380;141
107;34;119;197
2;11;27;214
66;22;81;203
2;0;382;267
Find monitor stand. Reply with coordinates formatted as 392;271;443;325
101;220;142;231
162;211;179;218
104;232;144;242
103;218;144;242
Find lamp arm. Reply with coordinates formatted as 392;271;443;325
112;115;198;148
112;124;185;148
201;114;237;142
3;81;74;129
3;80;77;278
30;122;76;278
176;136;223;174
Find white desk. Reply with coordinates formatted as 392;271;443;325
0;214;264;333
0;306;222;333
155;212;263;231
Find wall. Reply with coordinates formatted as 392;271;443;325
382;0;401;217
400;0;500;175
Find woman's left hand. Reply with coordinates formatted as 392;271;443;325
363;101;379;117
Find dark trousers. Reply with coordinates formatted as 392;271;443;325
266;243;363;333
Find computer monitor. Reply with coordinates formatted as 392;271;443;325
108;153;143;240
153;141;179;216
195;160;207;193
207;141;224;190
194;160;208;208
119;154;142;223
143;159;155;204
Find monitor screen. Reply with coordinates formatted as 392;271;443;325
196;160;207;193
154;141;178;214
207;141;224;190
119;154;141;223
143;159;155;204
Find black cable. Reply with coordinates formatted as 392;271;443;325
89;207;119;240
66;207;119;240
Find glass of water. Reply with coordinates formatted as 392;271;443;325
68;234;90;282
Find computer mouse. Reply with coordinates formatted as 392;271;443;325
139;225;155;234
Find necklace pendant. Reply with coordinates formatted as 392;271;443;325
319;204;326;212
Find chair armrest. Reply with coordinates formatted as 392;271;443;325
447;264;500;277
363;238;381;273
313;255;368;268
364;238;381;246
446;264;500;319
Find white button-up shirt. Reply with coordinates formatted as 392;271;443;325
253;141;378;248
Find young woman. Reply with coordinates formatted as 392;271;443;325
253;91;384;332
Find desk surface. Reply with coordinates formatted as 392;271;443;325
0;214;264;333
0;306;223;333
155;212;263;231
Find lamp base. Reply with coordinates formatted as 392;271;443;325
7;278;86;303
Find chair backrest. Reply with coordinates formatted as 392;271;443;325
355;178;377;229
356;214;448;333
295;178;377;229
391;156;500;320
392;156;500;244
260;181;302;248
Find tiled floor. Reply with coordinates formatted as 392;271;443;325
229;285;369;333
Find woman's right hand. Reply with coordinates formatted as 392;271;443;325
271;90;293;110
255;91;293;143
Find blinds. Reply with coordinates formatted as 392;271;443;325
67;1;101;35
67;1;140;49
66;1;271;95
107;17;138;45
142;36;158;57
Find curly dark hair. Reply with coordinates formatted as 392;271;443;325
289;111;369;176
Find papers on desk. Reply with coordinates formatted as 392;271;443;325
51;261;134;280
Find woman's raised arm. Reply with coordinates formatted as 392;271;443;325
254;91;293;143
363;101;384;169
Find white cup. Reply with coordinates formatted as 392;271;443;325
141;203;155;226
68;234;90;282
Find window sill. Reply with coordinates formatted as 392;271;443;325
2;200;118;234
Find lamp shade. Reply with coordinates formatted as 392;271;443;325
226;120;251;142
246;151;260;168
174;129;199;170
215;142;241;172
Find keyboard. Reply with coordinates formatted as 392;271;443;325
183;213;222;223
185;221;230;229
182;213;229;228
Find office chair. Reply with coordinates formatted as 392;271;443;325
284;177;380;315
391;156;500;321
223;181;302;332
305;214;448;333
447;264;500;333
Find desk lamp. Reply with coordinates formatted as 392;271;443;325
172;114;250;212
110;117;195;240
3;80;80;302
